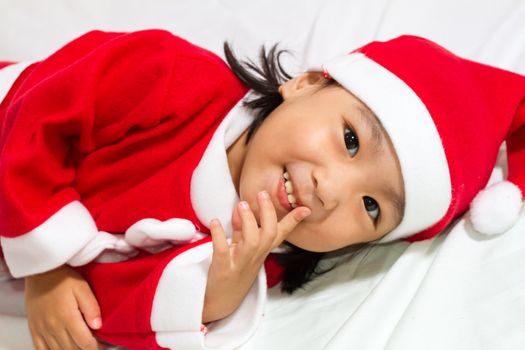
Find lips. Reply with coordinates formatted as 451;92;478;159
277;175;292;212
276;168;303;212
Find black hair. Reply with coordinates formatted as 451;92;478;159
223;42;342;294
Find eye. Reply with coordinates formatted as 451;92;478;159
363;196;380;222
344;127;359;157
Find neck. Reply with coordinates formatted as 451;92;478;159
227;130;248;194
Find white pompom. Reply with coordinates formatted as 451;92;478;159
469;181;523;235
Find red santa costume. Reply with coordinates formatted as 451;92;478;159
5;29;525;350
0;30;283;349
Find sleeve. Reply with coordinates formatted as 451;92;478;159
76;237;270;350
0;29;247;277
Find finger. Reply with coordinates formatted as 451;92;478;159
275;206;311;246
232;202;243;232
238;201;260;248
56;330;82;350
27;323;41;349
231;204;242;243
74;283;102;331
32;334;49;350
68;310;101;350
72;288;101;349
210;219;229;259
257;191;278;245
43;334;62;350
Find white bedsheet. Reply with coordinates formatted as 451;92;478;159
1;0;524;349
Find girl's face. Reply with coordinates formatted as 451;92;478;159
233;72;404;252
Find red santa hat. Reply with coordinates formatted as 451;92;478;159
322;35;525;242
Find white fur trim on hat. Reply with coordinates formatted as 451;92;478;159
323;53;452;241
470;180;523;235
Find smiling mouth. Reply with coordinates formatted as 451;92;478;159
283;168;298;208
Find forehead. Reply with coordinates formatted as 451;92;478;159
315;84;375;116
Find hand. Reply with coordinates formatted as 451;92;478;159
25;265;106;350
203;190;310;323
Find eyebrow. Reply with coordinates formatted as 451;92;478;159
356;106;405;226
356;107;383;156
381;185;405;226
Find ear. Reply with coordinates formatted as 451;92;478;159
278;72;326;100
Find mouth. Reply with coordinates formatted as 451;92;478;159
277;167;301;212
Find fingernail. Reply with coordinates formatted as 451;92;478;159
92;317;102;329
240;201;250;211
258;191;269;200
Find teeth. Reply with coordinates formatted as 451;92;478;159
285;180;293;194
284;170;298;208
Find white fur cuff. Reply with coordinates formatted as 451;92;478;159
152;241;267;349
1;201;98;277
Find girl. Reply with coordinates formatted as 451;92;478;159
1;30;524;349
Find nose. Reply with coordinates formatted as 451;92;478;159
312;163;365;211
312;166;340;211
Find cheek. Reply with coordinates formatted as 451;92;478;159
286;210;375;252
285;221;351;252
256;106;323;152
238;170;261;210
238;155;285;219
